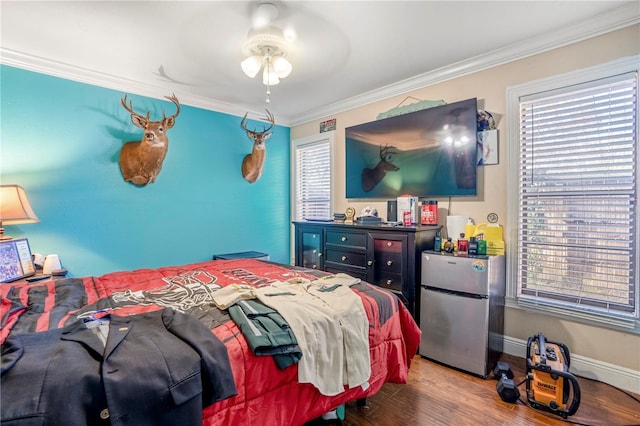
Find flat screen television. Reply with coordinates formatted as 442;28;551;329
345;98;478;198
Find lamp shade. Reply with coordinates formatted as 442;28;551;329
0;185;39;224
272;56;292;78
241;55;263;78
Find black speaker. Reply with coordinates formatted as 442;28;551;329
387;200;397;222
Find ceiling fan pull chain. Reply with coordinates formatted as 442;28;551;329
265;57;271;103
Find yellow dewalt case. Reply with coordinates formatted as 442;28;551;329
525;334;581;418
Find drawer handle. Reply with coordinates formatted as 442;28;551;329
341;236;348;242
387;260;393;266
341;255;347;261
312;265;318;269
386;279;393;285
318;252;322;257
367;260;373;266
312;249;316;254
387;241;392;247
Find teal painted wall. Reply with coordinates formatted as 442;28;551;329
0;65;291;277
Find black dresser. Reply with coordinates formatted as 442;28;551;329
293;221;440;320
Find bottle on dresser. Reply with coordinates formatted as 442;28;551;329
468;237;478;256
477;236;487;255
434;232;442;252
457;233;469;256
443;237;455;253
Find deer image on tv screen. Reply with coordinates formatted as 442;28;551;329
119;94;181;186
361;144;399;192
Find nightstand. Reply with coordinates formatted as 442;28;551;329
212;251;270;261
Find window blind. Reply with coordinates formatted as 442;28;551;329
295;139;331;221
517;72;638;318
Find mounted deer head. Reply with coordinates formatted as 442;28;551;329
119;94;181;186
240;109;275;183
361;144;400;192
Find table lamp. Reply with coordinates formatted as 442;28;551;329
0;185;39;240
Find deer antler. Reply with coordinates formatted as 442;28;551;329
120;94;150;122
120;94;180;123
162;93;181;121
380;144;397;160
241;109;275;135
361;144;400;192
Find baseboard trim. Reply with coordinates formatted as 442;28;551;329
503;336;640;394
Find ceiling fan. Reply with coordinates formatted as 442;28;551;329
240;2;297;103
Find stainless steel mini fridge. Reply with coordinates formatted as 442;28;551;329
419;252;505;377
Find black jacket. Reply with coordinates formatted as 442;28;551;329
1;308;237;425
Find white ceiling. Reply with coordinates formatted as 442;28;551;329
1;1;638;126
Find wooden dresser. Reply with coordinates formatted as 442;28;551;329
293;221;440;320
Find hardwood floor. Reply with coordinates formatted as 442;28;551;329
340;354;640;426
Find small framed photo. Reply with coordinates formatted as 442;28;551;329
477;129;499;165
320;118;336;133
0;238;36;283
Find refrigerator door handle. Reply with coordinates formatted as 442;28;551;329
422;285;487;299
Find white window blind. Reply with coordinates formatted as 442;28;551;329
516;71;638;320
294;138;331;221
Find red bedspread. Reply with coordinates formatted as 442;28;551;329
0;259;421;426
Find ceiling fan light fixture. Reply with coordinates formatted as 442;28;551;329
241;5;294;102
272;56;292;78
241;24;293;89
262;59;280;86
241;55;263;78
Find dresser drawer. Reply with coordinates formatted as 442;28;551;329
325;264;367;281
325;249;367;268
326;231;366;250
374;272;403;293
373;238;403;253
374;252;403;274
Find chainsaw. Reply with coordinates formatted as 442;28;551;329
525;333;581;418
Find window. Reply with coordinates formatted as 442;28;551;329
506;56;639;328
291;133;333;221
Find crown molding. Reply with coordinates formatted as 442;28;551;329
289;2;640;126
0;48;263;121
1;3;638;128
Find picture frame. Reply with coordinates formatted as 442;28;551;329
477;129;499;165
320;118;336;133
0;238;36;283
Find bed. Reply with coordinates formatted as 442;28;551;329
1;258;421;425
